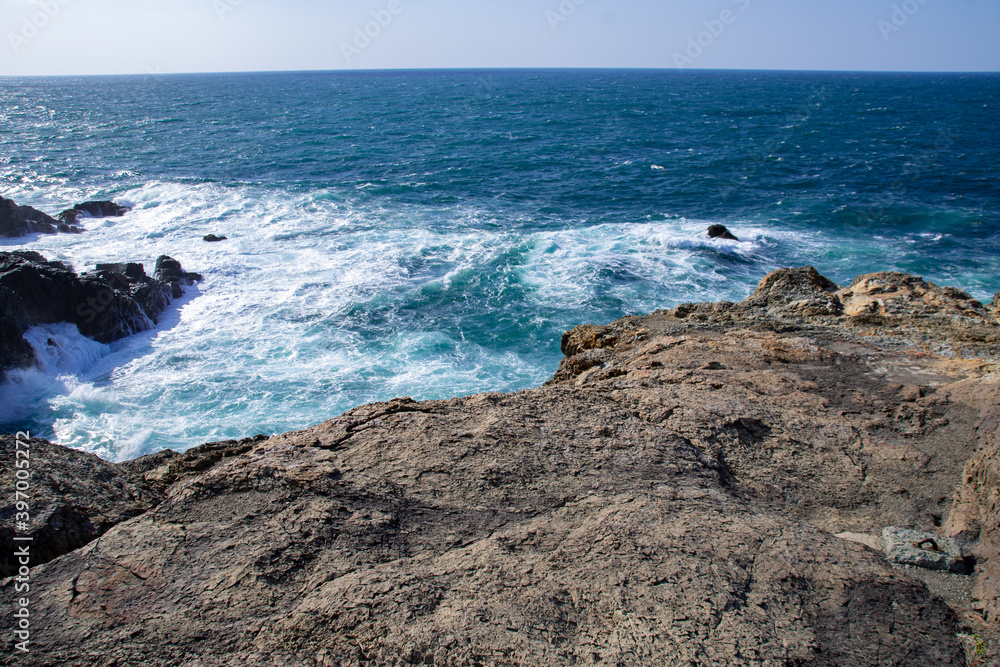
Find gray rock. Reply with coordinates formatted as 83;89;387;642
0;435;160;569
882;527;965;573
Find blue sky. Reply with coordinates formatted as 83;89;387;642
1;0;998;76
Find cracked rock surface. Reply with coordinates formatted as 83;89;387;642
3;267;999;666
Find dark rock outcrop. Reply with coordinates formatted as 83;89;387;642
0;285;35;377
0;252;202;378
153;255;202;299
707;224;739;241
0;196;63;237
4;267;999;665
203;234;227;242
57;200;131;225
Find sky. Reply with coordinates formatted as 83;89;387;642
0;0;998;76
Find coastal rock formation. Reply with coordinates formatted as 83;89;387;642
2;267;998;665
203;234;227;242
153;255;203;299
707;224;739;241
0;285;35;374
946;397;1000;625
57;200;131;225
0;196;68;237
0;251;201;378
0;435;159;569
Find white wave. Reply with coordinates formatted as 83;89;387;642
1;180;839;461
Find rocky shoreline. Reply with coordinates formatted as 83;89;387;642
2;266;1000;665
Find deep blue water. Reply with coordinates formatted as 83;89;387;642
1;69;998;460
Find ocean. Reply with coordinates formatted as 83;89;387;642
1;69;998;461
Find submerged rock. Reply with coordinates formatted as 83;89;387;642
707;224;739;241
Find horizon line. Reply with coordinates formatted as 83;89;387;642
2;66;999;79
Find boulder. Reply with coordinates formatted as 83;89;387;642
707;224;739;241
203;234;227;242
0;196;60;237
882;527;965;573
154;255;202;299
57;200;131;225
742;266;844;318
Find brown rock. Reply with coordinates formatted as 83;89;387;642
7;266;1000;665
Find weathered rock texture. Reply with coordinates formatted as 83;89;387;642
947;396;1000;625
0;251;201;379
0;435;160;570
2;267;999;666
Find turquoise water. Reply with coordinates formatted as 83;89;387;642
1;69;998;460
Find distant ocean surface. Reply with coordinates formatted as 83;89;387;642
1;69;998;461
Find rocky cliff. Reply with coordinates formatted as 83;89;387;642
2;268;999;666
0;251;201;380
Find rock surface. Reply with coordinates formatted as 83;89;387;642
0;435;160;569
0;251;201;378
707;224;739;241
3;267;999;665
0;196;66;237
0;285;35;376
57;200;131;225
946;395;1000;625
